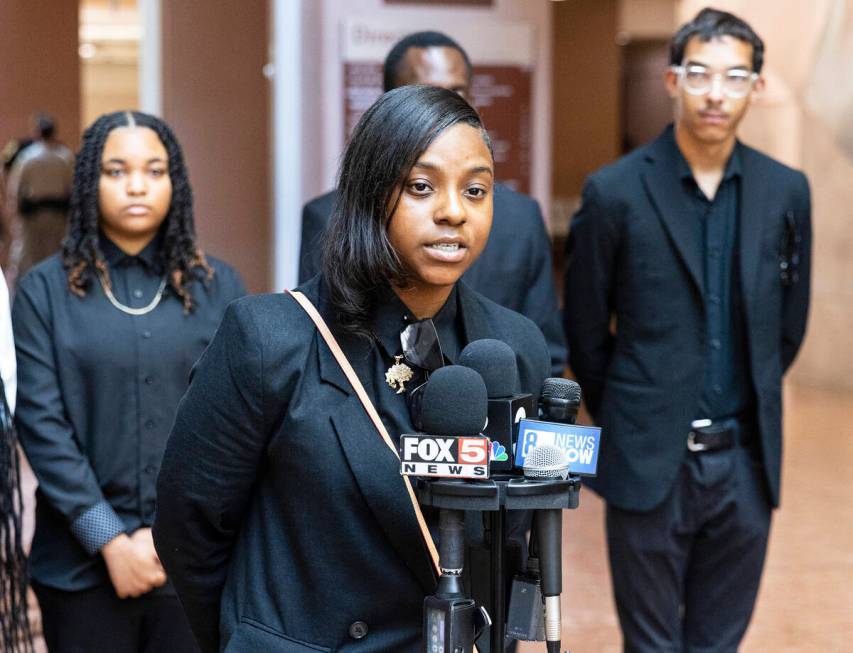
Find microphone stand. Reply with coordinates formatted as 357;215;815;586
422;508;490;653
417;475;579;653
488;506;506;652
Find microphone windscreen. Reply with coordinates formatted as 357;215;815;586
458;339;519;398
541;378;581;404
523;444;570;480
421;365;488;436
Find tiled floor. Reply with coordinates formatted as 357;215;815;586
19;383;852;652
519;383;853;653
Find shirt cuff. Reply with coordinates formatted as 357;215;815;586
70;501;126;556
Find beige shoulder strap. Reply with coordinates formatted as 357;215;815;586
287;290;441;573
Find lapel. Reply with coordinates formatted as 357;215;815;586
736;145;767;327
307;282;438;593
457;282;491;343
640;128;705;299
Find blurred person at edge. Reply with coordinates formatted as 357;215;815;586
564;8;811;653
12;111;245;653
5;113;74;284
300;31;567;378
1;263;34;653
1;136;33;268
153;86;550;653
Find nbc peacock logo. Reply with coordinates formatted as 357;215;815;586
490;440;508;462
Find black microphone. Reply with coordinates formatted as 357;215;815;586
421;365;488;436
400;366;490;480
539;378;581;425
524;445;569;653
458;339;536;471
414;366;492;652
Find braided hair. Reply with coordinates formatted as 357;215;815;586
0;380;33;653
63;111;213;312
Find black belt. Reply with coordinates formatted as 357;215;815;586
19;196;70;216
687;416;753;453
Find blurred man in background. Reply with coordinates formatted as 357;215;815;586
564;9;811;652
5;113;74;284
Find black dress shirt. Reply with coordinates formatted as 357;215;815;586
13;234;245;591
371;286;462;444
677;144;753;421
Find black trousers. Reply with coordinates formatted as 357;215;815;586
606;444;772;653
32;581;200;653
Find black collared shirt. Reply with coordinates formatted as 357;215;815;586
676;144;753;421
370;285;462;443
13;234;245;591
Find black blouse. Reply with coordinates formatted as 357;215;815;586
12;235;245;591
370;286;461;444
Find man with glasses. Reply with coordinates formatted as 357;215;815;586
564;8;811;652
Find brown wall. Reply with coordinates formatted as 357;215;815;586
551;0;621;202
162;1;271;293
0;3;80;234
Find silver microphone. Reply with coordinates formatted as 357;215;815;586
523;444;568;653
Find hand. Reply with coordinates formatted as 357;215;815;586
101;529;167;598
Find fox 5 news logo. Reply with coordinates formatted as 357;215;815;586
399;435;490;479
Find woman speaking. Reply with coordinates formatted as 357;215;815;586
154;85;549;652
13;111;245;652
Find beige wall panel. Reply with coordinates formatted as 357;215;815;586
162;1;271;293
619;0;677;38
791;116;853;389
81;61;140;127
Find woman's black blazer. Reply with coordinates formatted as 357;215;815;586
153;277;549;653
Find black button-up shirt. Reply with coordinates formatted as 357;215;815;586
370;285;462;444
677;146;753;421
13;234;245;591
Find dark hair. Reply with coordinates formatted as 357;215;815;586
323;85;490;339
62;110;212;313
670;7;765;73
383;31;472;93
32;112;56;140
0;384;33;653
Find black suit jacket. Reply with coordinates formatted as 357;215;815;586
153;277;549;653
564;126;811;512
299;184;567;376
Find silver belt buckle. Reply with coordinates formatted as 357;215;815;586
688;419;713;452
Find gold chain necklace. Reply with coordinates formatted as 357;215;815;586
97;272;167;316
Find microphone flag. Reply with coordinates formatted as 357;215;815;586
513;418;602;476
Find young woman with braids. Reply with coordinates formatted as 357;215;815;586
153;86;550;652
12;111;245;652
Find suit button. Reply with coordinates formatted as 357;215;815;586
348;621;368;639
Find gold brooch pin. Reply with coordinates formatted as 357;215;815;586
385;355;413;394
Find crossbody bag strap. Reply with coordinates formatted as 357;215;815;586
286;290;441;573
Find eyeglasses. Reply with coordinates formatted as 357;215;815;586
671;64;758;99
400;318;445;372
